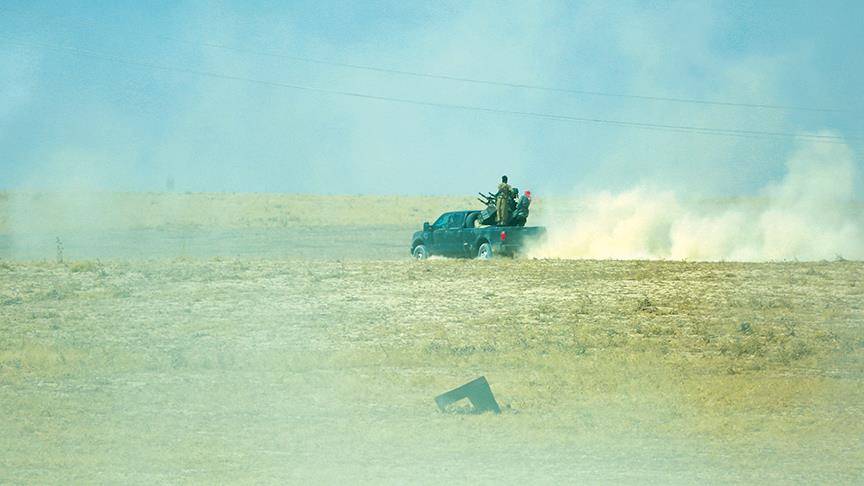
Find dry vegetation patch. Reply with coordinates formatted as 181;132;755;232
0;192;488;232
0;258;862;482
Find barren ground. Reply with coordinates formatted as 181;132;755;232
1;193;862;483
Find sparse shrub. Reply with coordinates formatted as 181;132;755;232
451;345;478;356
68;261;100;273
44;288;65;301
1;295;22;305
719;336;766;358
423;341;497;356
112;287;131;298
561;342;587;355
636;322;676;337
169;349;188;369
777;340;814;364
636;296;658;313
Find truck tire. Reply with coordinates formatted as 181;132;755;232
476;242;493;260
412;244;429;260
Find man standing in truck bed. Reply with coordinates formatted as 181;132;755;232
496;175;512;225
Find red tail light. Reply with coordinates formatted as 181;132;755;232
500;231;507;241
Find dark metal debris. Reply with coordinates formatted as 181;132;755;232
435;376;501;414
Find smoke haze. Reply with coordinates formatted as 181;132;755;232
1;1;862;196
1;2;862;261
531;138;863;261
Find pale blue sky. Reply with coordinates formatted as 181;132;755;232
1;1;862;195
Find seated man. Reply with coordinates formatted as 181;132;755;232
510;190;531;227
509;188;519;213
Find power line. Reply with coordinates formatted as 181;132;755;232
0;6;849;114
1;36;857;145
172;40;847;114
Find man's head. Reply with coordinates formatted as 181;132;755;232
525;190;532;198
501;175;508;183
512;187;519;197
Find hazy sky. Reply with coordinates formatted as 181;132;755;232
1;1;862;195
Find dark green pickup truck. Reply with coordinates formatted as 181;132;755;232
410;210;546;259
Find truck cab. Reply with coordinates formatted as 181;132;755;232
411;210;545;259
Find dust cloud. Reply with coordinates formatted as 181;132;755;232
530;138;864;261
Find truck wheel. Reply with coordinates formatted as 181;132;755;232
412;244;429;260
477;242;493;260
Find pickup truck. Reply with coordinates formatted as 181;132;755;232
410;210;546;259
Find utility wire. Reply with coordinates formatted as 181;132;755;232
0;5;848;114
2;36;856;145
171;40;846;114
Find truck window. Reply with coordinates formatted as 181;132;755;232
448;213;465;229
432;213;450;229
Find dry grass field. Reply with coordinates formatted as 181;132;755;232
1;192;863;483
0;192;487;261
0;191;485;232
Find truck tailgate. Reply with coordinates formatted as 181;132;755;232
501;226;546;246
